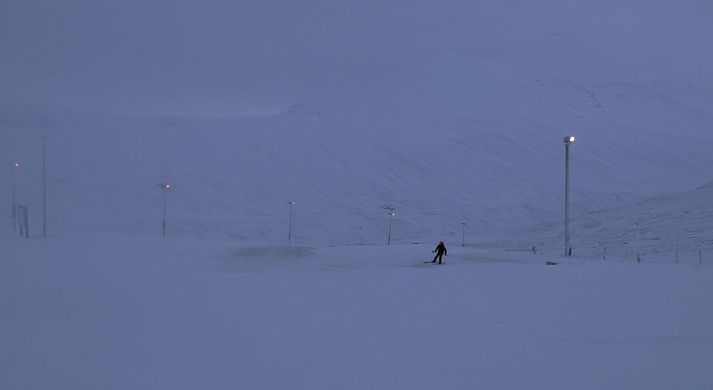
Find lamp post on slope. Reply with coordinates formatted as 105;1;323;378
564;136;576;257
159;183;173;238
387;210;396;245
461;222;467;247
288;200;296;246
635;222;641;263
42;135;48;238
9;161;19;231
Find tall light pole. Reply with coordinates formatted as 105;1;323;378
10;161;19;231
159;183;172;238
42;136;48;238
635;222;641;263
564;136;575;257
387;211;396;245
288;200;296;246
461;222;467;247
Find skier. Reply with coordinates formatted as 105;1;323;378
431;241;447;264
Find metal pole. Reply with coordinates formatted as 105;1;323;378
387;213;393;245
461;222;466;247
564;142;571;257
11;163;16;231
635;222;640;262
22;206;29;239
288;202;293;246
42;136;47;238
675;240;679;263
162;189;167;239
22;206;30;239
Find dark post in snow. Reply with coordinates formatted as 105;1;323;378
288;200;296;246
387;210;396;245
461;222;467;247
10;160;19;231
635;222;641;264
564;136;575;257
159;183;172;238
17;205;29;238
42;136;48;238
675;240;679;263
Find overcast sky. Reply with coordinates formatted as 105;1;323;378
1;0;711;115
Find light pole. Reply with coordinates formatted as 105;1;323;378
635;222;641;263
42;136;47;238
387;211;396;245
159;183;172;238
288;200;296;246
461;222;467;247
10;161;19;231
564;136;575;257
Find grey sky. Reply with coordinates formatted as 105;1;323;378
1;0;711;114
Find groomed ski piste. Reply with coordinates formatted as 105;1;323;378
3;231;712;390
2;159;713;389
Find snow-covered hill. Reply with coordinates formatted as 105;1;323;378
479;179;713;262
2;60;713;249
2;1;713;247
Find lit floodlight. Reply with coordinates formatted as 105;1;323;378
158;182;173;238
563;135;575;256
10;160;20;232
386;210;397;245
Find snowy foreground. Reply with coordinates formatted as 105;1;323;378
2;233;712;390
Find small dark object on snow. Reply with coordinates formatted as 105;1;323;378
546;261;559;266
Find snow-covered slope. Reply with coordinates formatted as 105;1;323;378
3;233;713;390
488;180;713;262
2;63;712;248
2;1;713;249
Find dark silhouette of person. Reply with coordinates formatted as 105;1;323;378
431;241;447;264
